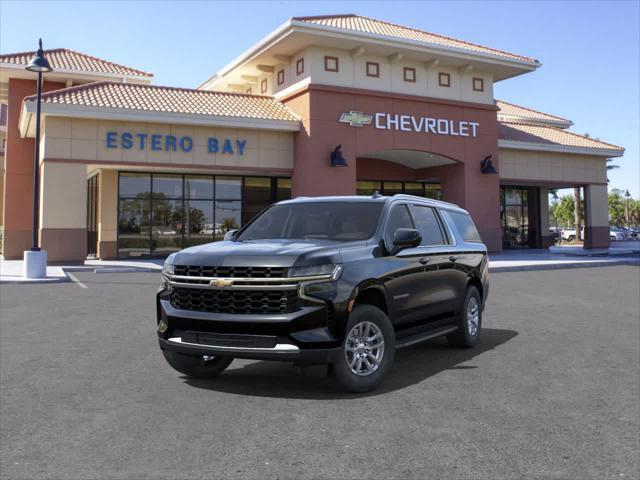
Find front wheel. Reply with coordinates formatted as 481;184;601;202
331;304;395;393
162;350;233;379
447;286;482;348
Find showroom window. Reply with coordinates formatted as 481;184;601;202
356;180;441;200
117;173;290;258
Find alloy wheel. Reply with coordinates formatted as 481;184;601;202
344;321;385;376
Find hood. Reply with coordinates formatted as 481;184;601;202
167;239;364;268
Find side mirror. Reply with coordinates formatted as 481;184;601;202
223;229;238;241
393;228;422;250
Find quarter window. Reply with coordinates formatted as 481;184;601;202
446;211;482;243
411;205;446;246
260;78;268;94
296;58;304;75
438;72;451;87
277;69;284;85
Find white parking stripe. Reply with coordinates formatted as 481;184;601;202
67;272;88;289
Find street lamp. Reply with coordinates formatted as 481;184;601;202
23;39;52;279
625;189;631;229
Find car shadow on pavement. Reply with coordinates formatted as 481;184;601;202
184;327;518;399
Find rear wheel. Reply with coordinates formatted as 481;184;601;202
447;286;482;348
331;304;395;393
162;351;233;379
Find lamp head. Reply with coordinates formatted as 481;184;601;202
330;144;348;167
26;39;53;73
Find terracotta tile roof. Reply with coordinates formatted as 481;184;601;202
499;122;624;153
27;81;299;122
0;48;152;78
293;14;538;64
496;100;571;126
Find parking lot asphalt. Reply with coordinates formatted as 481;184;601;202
1;266;638;479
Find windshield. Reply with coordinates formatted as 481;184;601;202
235;201;384;242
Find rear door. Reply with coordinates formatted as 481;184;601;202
409;203;460;320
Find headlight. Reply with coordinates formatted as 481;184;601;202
289;264;340;278
162;263;175;275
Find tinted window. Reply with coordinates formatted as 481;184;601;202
236;202;383;242
385;204;414;245
446;211;482;243
412;205;445;245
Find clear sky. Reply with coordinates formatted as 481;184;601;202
1;0;638;196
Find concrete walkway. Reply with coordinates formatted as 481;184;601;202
1;249;637;284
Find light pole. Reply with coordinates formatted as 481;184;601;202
23;39;52;279
625;189;631;230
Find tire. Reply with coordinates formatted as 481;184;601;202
567;235;575;242
162;350;233;379
331;304;395;393
447;286;482;348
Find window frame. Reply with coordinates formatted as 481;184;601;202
324;55;339;72
403;67;416;83
438;72;451;87
366;61;380;78
409;203;450;247
472;77;484;92
277;69;285;85
260;78;268;94
296;58;304;76
382;202;415;250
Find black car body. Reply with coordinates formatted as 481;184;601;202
157;194;489;392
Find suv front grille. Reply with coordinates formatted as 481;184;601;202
174;265;289;279
170;287;299;315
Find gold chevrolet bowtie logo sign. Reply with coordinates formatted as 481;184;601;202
210;278;234;288
339;111;373;127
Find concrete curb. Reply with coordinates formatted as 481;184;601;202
489;259;640;273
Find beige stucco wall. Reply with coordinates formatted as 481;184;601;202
272;46;494;104
39;161;86;229
98;169;118;243
585;184;609;228
499;149;607;184
42;117;294;170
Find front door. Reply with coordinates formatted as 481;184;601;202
87;175;99;257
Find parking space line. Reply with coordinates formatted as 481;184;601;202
66;272;88;289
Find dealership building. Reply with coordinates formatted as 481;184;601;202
0;14;624;261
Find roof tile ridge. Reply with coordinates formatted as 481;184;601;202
25;80;115;101
61;48;153;77
0;47;66;60
496;99;571;123
350;14;539;63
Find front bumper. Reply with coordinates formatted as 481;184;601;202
157;297;342;363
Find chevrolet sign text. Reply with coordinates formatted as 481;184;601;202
374;113;479;137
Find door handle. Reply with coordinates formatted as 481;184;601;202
449;255;459;262
419;257;431;265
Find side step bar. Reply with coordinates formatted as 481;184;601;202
396;325;458;349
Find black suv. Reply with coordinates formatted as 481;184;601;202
157;194;489;392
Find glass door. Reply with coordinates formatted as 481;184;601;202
86;175;99;257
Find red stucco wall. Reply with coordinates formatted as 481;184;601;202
283;85;502;251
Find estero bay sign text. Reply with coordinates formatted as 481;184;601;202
105;131;248;155
339;111;480;137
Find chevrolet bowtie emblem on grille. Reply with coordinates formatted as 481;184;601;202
210;278;233;288
339;111;373;127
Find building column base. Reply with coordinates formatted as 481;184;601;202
540;235;555;248
41;228;87;262
98;241;117;260
584;226;610;249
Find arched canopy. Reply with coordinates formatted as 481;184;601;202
358;150;457;169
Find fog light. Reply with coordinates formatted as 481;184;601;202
158;320;168;333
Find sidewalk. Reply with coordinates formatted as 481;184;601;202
0;257;162;284
488;249;639;272
1;250;638;283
